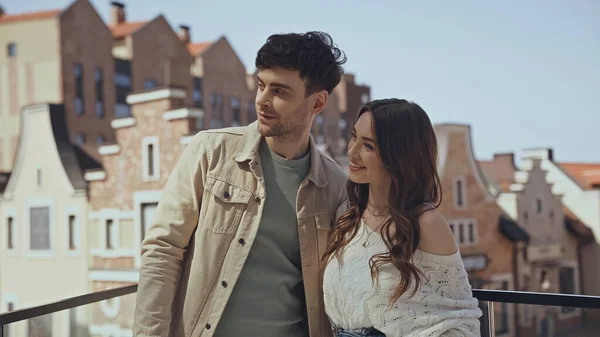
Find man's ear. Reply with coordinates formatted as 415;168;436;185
312;90;328;115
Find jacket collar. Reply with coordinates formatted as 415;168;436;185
234;121;328;187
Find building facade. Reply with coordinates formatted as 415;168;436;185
0;0;115;170
435;124;529;337
86;86;201;335
0;103;100;337
481;153;594;336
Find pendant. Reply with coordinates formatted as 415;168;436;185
363;241;370;248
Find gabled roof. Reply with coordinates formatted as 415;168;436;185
479;159;516;192
559;162;600;190
0;9;61;25
187;41;213;56
4;104;101;196
48;104;102;190
499;215;530;243
110;20;147;38
563;206;594;240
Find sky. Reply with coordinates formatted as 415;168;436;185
3;0;599;163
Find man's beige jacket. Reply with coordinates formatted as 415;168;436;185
133;122;348;337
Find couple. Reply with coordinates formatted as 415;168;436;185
133;31;482;337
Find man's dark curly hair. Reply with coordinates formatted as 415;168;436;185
255;31;347;95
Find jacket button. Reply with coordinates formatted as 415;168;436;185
223;191;230;199
238;238;245;245
205;323;211;330
255;197;261;204
222;281;228;287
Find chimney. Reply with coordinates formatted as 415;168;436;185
110;1;126;25
493;153;515;167
178;25;191;44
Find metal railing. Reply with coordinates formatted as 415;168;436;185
1;285;600;337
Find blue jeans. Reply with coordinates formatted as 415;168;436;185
332;325;385;337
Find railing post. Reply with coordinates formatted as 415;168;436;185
487;302;495;337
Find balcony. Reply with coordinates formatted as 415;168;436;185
1;285;600;337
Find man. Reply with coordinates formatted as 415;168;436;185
133;31;349;337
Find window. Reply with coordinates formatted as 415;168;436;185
28;314;52;337
193;77;203;108
4;300;15;337
68;215;76;251
114;58;132;118
247;100;256;123
30;207;50;251
142;137;159;181
144;78;157;89
7;43;16;57
115;103;130;118
453;176;467;209
523;211;528;223
148;143;155;176
535;196;543;214
7;217;14;250
106;219;114;249
494;281;510;334
75;133;86;146
559;267;576;313
196;117;204;131
96;135;105;145
141;202;158;241
95;68;104;119
74;63;84;116
37;168;42;187
210;94;224;129
448;219;478;246
361;93;370;104
231;97;241;126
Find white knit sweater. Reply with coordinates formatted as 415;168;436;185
323;221;483;337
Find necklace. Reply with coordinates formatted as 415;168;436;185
361;217;385;248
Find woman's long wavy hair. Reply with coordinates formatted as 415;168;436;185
320;98;443;306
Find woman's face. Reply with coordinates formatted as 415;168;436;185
347;111;389;187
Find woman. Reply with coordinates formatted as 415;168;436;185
321;99;482;337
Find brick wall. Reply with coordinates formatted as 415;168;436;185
199;37;254;128
59;0;116;161
130;16;193;105
437;129;514;281
89;90;192;211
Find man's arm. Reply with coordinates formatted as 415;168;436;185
133;134;209;337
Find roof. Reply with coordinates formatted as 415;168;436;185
563;206;594;240
187;41;213;56
47;104;102;190
0;9;61;24
0;172;11;194
478;154;517;192
499;215;530;243
559;162;600;190
110;20;147;38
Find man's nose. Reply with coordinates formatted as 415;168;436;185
255;88;271;109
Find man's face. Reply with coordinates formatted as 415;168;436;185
255;67;317;140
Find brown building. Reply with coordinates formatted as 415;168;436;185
87;85;202;333
108;2;194;117
313;74;371;157
481;153;595;336
435;124;529;337
0;0;116;170
184;29;255;131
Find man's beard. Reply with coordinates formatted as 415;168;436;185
258;100;310;140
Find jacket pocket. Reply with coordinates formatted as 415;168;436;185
200;177;252;235
314;214;333;258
